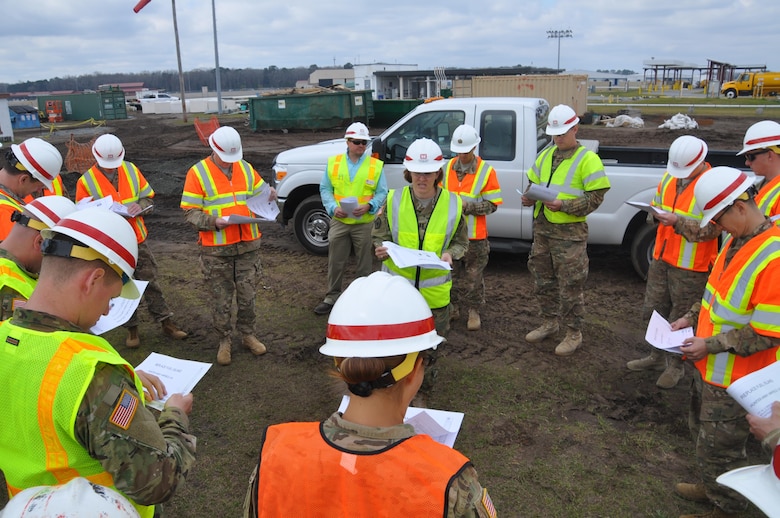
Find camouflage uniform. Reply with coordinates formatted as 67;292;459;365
0;248;36;321
243;412;496;518
0;308;196;514
680;218;779;514
125;240;174;327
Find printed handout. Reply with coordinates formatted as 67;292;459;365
626;201;668;216
382;241;451;270
726;361;780;418
644;310;693;354
246;188;280;221
135;352;212;411
517;184;559;202
90;280;149;335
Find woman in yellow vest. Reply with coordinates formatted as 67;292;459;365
244;272;496;518
372;138;468;338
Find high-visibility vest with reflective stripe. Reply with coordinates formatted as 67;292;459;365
382;187;461;309
0;258;36;314
0;190;23;241
255;422;469;517
181;158;264;246
527;145;610;224
695;225;780;388
77;162;154;243
443;156;503;240
44;176;65;197
757;175;780;219
328;154;383;225
0;321;153;518
651;169;718;272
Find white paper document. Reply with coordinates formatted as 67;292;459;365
338;196;358;217
135;353;212;411
224;214;267;225
644;310;693;354
519;184;559;202
726;361;780;418
246;188;280;221
338;395;464;448
626;201;668;216
382;241;451;271
90;280;149;335
76;196;153;217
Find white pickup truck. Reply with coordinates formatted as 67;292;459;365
272;97;742;279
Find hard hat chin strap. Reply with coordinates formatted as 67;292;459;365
41;238;129;285
346;351;420;398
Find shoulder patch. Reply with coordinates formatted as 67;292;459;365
109;389;139;430
481;488;497;518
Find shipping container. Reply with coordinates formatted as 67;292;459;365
249;90;373;131
37;90;128;121
454;75;589;115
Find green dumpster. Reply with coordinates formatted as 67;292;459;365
249;90;374;131
372;99;424;127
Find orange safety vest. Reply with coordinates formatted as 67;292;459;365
24;176;66;204
695;225;780;388
254;422;470;517
328;154;383;225
76;162;154;243
180;158;265;247
757;175;780;219
443;157;503;240
651;169;718;272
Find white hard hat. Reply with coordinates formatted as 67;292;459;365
22;195;77;229
344;122;370;141
10;138;62;190
0;477;140;518
693;166;755;227
738;120;780;155
403;138;445;173
546;104;580;136
667;135;708;178
92;134;126;169
450;124;481;153
209;126;243;163
320;271;443;357
717;461;780;518
41;208;140;299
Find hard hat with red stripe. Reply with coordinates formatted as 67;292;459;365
10;137;62;190
209;126;243;163
344;122;370;141
546;104;580;136
21;195;77;230
738;120;780;156
694;166;756;227
403;138;445;173
667;135;708;178
92;134;126;169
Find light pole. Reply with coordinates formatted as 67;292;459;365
547;29;573;72
211;0;223;114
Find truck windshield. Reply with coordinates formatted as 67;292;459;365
383;110;466;164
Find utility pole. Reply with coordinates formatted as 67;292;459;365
211;0;223;114
546;29;573;72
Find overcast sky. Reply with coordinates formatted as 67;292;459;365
2;0;776;85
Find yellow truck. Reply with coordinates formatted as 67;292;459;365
721;71;780;98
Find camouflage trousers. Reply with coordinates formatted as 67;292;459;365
452;238;489;311
199;247;262;338
527;234;587;331
688;370;749;513
125;241;174;328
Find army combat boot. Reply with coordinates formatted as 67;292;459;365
467;309;481;331
674;482;708;503
554;329;582;356
627;349;666;371
656;355;685;389
126;326;140;348
525;319;559;343
217;337;232;366
161;318;188;340
242;335;267;356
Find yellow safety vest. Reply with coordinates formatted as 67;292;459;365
0;258;36;318
328;154;383;225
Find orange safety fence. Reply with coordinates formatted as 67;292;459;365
194;116;220;147
64;134;97;173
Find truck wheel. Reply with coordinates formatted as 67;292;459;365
630;223;656;281
293;195;330;255
724;89;738;99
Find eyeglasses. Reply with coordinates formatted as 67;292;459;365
710;203;734;226
349;140;368;146
745;149;770;162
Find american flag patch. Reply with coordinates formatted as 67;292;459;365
481;488;496;518
109;389;139;430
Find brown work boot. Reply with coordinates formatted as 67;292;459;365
657;357;685;389
627;350;666;371
217;337;232;366
554;329;582;356
242;335;267;356
679;507;740;518
126;326;140;348
161;319;188;340
525;320;559;343
467;309;481;331
675;482;709;503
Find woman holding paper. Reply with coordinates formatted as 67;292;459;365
372;138;468;337
243;272;495;518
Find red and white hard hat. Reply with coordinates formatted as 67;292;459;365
403;138;445;173
92;134;126;169
738;120;780;155
41;208;140;299
450;124;481;153
546;104;579;136
209;126;243;163
320;271;443;357
10;138;62;190
0;477;140;518
23;195;77;229
667;135;708;178
717;456;780;518
693;166;755;227
344;122;370;141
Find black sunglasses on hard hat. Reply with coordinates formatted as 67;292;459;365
349;140;368;146
745;149;770;162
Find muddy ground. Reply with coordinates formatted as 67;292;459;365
4;111;771;516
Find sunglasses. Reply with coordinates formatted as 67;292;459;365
745;149;770;162
349;140;368;146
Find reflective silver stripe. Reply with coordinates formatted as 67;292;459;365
557;147;588;194
443;192;459;244
418;273;452;288
581;167;607;185
194;162;216;198
709;352;732;385
529;147;555;181
82;172;101;198
724;240;780;308
752;308;780;329
679;240;696;269
389;189;403;242
124;163;141;198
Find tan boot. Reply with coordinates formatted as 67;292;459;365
161;319;188;340
627;349;666;371
242;335;267;356
554;329;582;356
679;507;740;518
657;357;685;389
217;337;232;366
675;482;709;503
467;309;481;331
525;320;559;343
126;326;140;348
